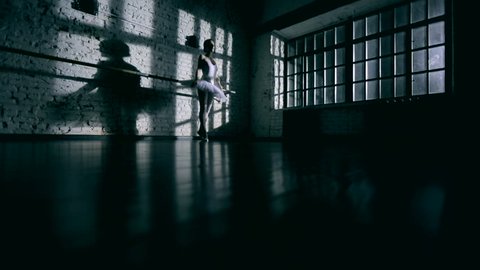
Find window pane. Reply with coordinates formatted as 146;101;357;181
295;57;303;73
325;68;334;86
412;49;427;72
354;82;365;101
307;89;315;106
367;59;378;80
336;66;345;84
429;22;445;46
336;25;345;44
395;76;407;97
274;78;281;96
367;80;379;100
288;76;295;91
297;38;305;54
315;53;324;70
288;91;295;107
336;85;346;103
395;4;409;27
307;72;315;89
315;71;324;87
429;70;445;94
412;26;427;49
306;36;314;52
295;90;303;107
325;29;335;47
354;19;365;39
306;56;314;72
380;78;394;98
354;62;365;81
325;87;335;104
325;50;334;68
367;39;378;59
412;73;427;95
395;32;406;53
380;9;393;32
395;54;406;75
274;94;283;109
336;48;345;65
429;46;445;70
296;74;303;90
315;33;324;50
366;14;379;36
287;60;294;75
354;42;365;62
380;56;393;77
411;0;426;23
428;0;445;18
276;76;284;94
380;35;393;56
275;59;284;75
287;42;295;56
315;88;324;105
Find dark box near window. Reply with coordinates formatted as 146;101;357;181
72;0;98;16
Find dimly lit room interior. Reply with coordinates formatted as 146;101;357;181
0;0;476;269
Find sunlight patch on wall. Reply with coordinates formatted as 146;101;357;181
271;35;285;110
127;43;153;88
122;0;155;38
270;34;284;56
136;113;152;135
175;52;194;135
176;52;194;82
177;9;196;45
215;58;225;80
200;19;212;44
215;28;225;54
175;97;193;135
227;32;233;56
273;58;284;109
53;31;100;96
226;59;232;90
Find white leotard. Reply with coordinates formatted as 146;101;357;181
197;56;227;102
201;57;217;83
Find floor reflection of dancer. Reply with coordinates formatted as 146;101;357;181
193;39;231;141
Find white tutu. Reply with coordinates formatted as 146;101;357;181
196;80;228;103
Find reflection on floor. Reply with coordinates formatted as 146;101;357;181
0;137;472;269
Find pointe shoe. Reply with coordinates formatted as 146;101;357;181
197;129;208;141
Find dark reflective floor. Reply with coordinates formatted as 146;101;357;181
0;137;474;269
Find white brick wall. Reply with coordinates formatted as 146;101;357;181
0;0;250;137
251;33;283;138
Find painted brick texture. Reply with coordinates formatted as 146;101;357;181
0;0;250;137
251;33;283;138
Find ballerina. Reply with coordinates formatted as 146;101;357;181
193;39;231;140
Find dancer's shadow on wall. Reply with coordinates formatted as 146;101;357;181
82;39;139;134
51;39;167;135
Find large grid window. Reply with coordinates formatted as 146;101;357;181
284;0;448;108
286;25;347;107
